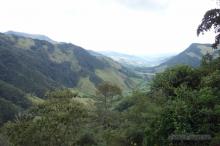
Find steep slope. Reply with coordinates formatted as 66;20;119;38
0;33;139;97
0;80;32;125
142;43;219;73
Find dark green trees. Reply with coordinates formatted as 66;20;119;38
95;82;122;145
197;9;220;48
146;63;220;146
2;90;89;146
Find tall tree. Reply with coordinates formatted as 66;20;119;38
96;82;121;129
96;82;122;112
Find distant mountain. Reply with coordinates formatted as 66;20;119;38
5;31;57;44
0;33;140;101
142;43;219;73
99;51;172;67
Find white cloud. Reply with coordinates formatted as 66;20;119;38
0;0;217;55
117;0;170;10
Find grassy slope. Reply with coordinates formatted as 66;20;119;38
0;33;140;96
76;77;97;95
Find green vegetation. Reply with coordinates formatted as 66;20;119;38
2;91;88;146
197;9;220;49
2;55;220;145
142;43;220;73
0;80;31;126
0;33;140;97
0;32;143;141
145;61;220;145
1;8;220;145
0;98;21;126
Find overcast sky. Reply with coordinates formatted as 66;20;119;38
0;0;218;55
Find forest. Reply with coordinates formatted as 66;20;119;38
0;5;220;146
1;54;220;146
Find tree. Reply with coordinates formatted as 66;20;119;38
197;8;220;48
95;82;122;143
2;89;89;146
151;65;197;97
123;91;161;146
96;82;122;113
210;133;220;146
146;59;220;145
201;53;213;66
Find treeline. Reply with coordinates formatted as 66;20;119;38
0;55;220;146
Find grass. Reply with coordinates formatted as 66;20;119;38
95;69;129;90
49;47;80;70
17;38;35;49
76;77;97;95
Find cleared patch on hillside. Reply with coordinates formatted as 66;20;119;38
96;69;129;91
17;38;35;49
49;47;80;71
76;77;97;95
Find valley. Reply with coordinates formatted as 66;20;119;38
0;31;220;146
1;0;220;145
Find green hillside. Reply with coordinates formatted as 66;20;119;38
0;80;31;126
1;53;220;146
0;32;143;125
142;43;219;73
0;33;140;96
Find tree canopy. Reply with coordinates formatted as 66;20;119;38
197;9;220;48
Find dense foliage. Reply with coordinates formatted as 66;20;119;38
1;55;220;145
2;90;89;146
1;8;220;145
147;59;220;145
0;80;31;126
197;9;220;48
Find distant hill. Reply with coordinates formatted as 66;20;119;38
141;43;219;73
5;31;57;44
0;32;144;125
0;33;140;99
99;51;172;67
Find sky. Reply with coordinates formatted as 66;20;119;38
0;0;218;55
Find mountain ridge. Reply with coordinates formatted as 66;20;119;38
141;43;219;73
0;32;140;97
5;31;57;44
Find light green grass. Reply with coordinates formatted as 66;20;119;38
95;69;129;91
76;77;97;95
17;38;35;49
49;48;80;71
